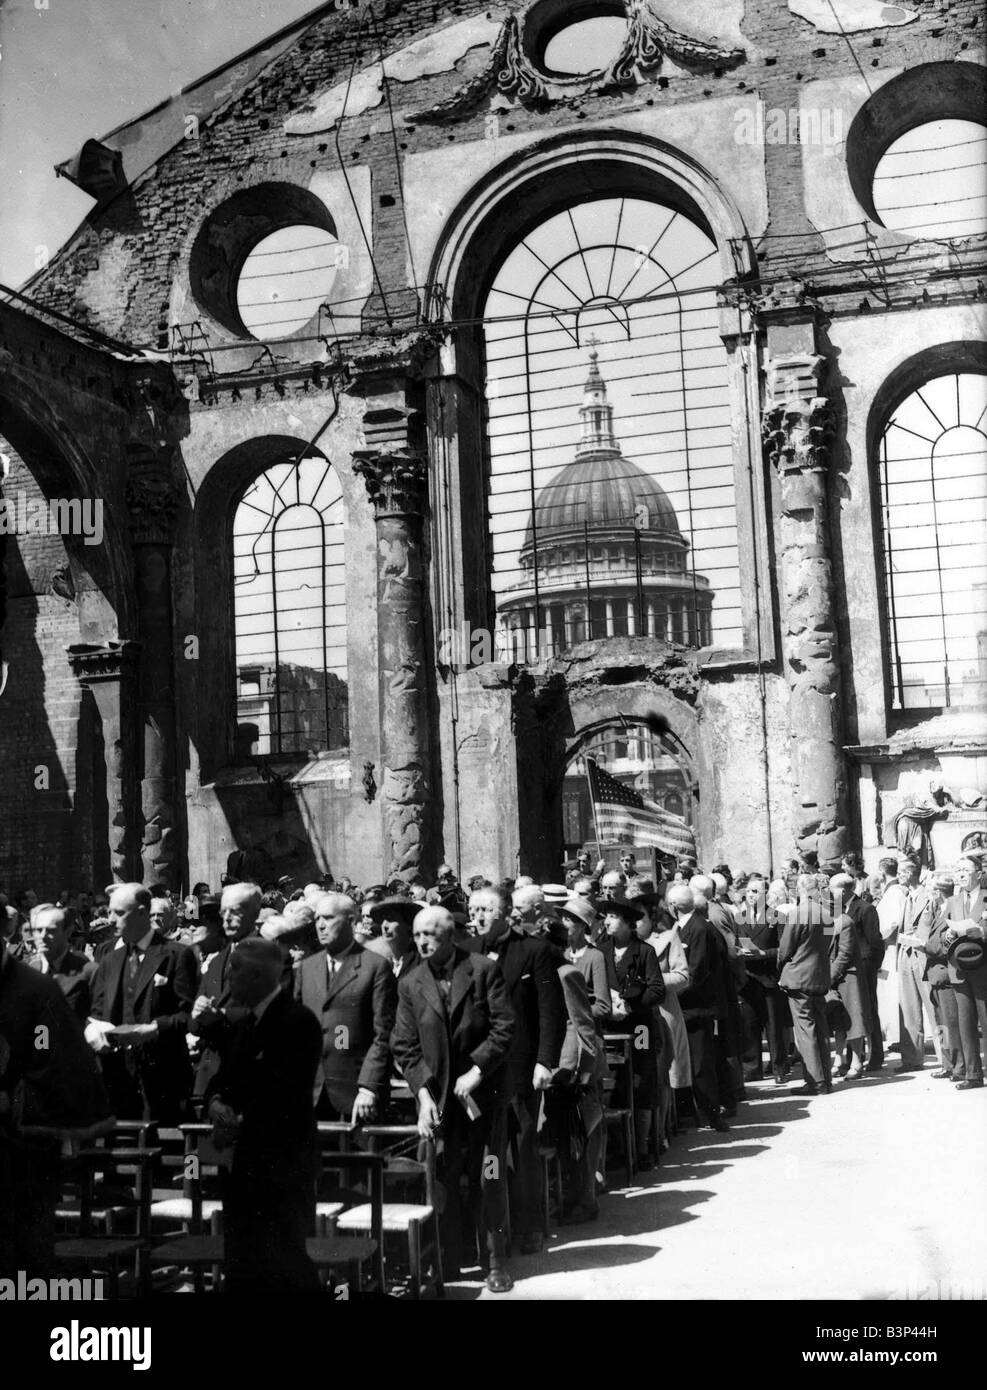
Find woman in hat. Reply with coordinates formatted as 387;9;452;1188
598;899;666;1171
643;904;692;1133
558;897;609;1025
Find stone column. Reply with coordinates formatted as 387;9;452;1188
763;348;847;867
67;641;141;882
353;448;434;884
126;450;183;889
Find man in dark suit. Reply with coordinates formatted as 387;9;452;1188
670;883;730;1129
834;871;885;1071
29;906;96;1022
938;857;986;1089
391;906;516;1292
206;936;323;1294
0;937;112;1278
777;879;832;1096
469;886;564;1256
86;883;197;1122
294;893;396;1123
188;884;263;1095
737;876;788;1084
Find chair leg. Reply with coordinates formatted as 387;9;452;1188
431;1212;445;1297
623;1116;634;1188
541;1154;551;1237
408;1221;422;1301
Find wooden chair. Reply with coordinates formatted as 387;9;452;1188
148;1125;224;1291
314;1121;357;1235
55;1119;158;1236
602;1033;636;1186
55;1146;160;1297
335;1125;444;1299
312;1134;386;1295
151;1131;382;1295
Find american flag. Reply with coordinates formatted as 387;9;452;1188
585;756;696;857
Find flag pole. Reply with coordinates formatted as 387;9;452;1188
585;756;606;862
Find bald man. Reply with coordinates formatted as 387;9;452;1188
86;883;197;1122
294;893;397;1122
391;906;516;1291
206;937;323;1294
29;906;96;1021
188;883;264;1088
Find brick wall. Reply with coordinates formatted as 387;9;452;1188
0;438;85;896
27;0;982;342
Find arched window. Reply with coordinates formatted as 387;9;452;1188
486;194;738;660
233;453;348;755
878;371;987;711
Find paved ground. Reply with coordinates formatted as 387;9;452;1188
450;1065;986;1301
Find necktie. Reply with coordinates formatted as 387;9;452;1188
127;947;141;981
964;893;971;917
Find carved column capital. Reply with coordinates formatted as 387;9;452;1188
353;449;429;520
762;354;834;491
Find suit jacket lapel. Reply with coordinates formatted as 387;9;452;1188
104;942;127;1016
413;962;445;1022
132;937;166;1003
325;947;360;1004
497;933;523;991
307;952;328;1014
449;954;474;1018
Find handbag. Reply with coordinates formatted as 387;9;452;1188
824;991;851;1035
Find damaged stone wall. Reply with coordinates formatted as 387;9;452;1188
2;0;982;889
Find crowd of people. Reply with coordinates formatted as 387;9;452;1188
1;843;984;1294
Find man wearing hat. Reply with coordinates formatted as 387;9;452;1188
366;896;421;981
565;849;604;892
937;858;986;1089
597;896;665;1167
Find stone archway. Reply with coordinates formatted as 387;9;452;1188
510;645;702;878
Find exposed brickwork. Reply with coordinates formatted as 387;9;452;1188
0;438;84;895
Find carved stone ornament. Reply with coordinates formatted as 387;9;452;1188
353;450;429;519
125;454;185;544
411;1;745;123
66;640;140;684
761;355;834;479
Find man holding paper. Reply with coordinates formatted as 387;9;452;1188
85;883;197;1122
391;906;516;1293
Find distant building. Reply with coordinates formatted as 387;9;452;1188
499;350;713;659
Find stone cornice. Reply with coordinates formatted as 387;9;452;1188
67;640;141;683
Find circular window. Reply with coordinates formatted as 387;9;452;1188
189;182;338;338
871;119;986;241
522;0;627;78
542;15;627;76
846;62;987;239
236;226;342;340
